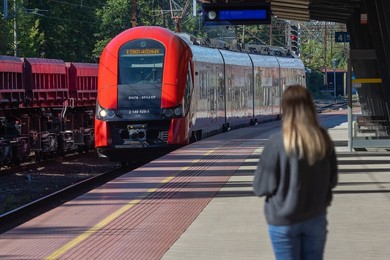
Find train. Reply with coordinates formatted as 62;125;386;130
95;26;306;163
0;55;98;166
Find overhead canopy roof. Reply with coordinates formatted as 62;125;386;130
270;0;362;23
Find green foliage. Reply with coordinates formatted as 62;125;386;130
0;17;13;55
17;13;45;57
0;0;349;73
300;23;348;72
0;1;45;57
93;0;202;58
93;0;132;59
29;0;101;62
1;0;102;61
306;70;326;99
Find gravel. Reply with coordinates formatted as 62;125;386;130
0;152;120;215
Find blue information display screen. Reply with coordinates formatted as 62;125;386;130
202;3;271;25
219;10;268;21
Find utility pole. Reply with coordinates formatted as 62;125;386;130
170;0;190;32
13;0;17;56
324;22;327;89
333;66;336;98
131;0;137;27
269;20;272;46
4;0;8;19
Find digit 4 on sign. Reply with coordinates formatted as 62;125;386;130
335;32;350;43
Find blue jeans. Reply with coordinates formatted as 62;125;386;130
268;213;328;260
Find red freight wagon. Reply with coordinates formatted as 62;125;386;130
23;58;68;107
0;55;25;109
0;56;98;165
66;62;98;106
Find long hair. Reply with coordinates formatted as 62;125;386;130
282;85;329;165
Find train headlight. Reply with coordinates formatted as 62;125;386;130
99;109;108;118
164;109;173;117
174;106;183;117
96;102;115;119
162;104;183;118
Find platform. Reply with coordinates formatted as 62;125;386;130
163;115;390;260
0;112;390;259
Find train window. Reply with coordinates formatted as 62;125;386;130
118;39;165;85
117;40;165;114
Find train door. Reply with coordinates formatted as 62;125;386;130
205;66;214;118
264;86;271;114
263;68;273;115
254;68;263;119
184;62;193;116
226;68;233;124
216;67;224;113
244;68;252;118
206;66;215;118
215;66;225;122
272;67;280;116
199;69;207;119
278;77;285;115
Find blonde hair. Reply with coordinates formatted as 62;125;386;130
282;85;329;165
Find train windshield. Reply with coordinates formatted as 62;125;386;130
118;39;165;118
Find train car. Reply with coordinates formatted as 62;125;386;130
95;26;306;163
0;56;98;166
0;55;28;165
66;62;98;152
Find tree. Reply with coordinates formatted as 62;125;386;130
300;22;348;71
0;14;13;55
93;0;132;59
27;0;101;62
93;0;202;58
16;13;44;57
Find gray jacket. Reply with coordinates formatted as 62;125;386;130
253;131;338;226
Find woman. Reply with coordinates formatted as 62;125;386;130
253;85;338;260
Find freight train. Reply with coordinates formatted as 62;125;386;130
95;26;306;163
0;55;98;166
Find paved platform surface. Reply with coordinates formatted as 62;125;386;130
162;118;390;260
1;112;390;259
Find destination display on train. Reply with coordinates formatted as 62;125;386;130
125;48;161;55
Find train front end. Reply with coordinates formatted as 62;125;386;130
95;26;192;162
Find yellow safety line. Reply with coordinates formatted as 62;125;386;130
352;78;382;84
45;149;215;259
45;199;142;259
204;149;215;156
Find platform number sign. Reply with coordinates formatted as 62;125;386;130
335;32;350;43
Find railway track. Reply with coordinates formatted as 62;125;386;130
315;99;348;113
0;164;134;234
0;148;169;234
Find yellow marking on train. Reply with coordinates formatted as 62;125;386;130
181;166;190;171
192;159;201;163
147;188;158;193
352;78;382;84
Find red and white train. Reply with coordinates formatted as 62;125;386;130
95;26;306;162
